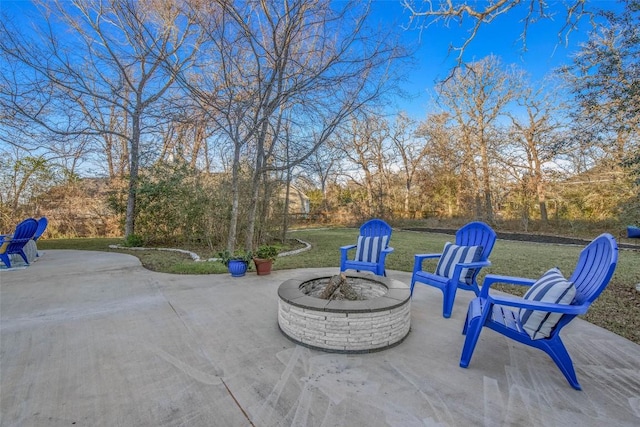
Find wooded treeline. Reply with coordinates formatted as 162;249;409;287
1;0;638;248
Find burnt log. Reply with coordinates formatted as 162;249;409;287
319;274;360;301
333;281;359;301
320;273;346;299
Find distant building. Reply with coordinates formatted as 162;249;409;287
279;184;310;217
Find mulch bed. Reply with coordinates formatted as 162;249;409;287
401;227;640;250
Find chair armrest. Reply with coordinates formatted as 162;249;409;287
340;244;357;266
446;260;491;284
456;260;491;269
413;253;441;272
0;236;11;253
379;247;393;261
377;247;394;269
414;253;441;261
486;294;588;315
479;274;536;298
446;260;490;284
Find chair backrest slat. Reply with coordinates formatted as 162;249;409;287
360;219;392;240
451;222;497;285
33;217;48;241
5;218;38;252
569;234;618;305
455;221;496;262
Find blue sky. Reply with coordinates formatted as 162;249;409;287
1;0;624;120
369;0;625;119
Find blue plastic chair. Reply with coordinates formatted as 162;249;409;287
410;221;496;318
459;233;618;390
0;218;39;268
340;219;394;276
32;217;48;257
33;217;48;241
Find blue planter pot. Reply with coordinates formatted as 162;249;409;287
228;259;248;277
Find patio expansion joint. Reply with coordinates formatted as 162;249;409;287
151;284;256;426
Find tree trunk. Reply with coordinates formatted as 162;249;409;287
539;200;548;222
364;169;374;217
281;167;292;243
245;171;261;250
227;143;242;252
245;148;265;251
124;114;140;239
537;178;548;223
404;178;411;216
479;130;493;223
534;157;548;223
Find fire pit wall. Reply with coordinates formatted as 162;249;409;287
277;273;411;353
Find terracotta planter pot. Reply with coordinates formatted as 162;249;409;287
253;258;273;275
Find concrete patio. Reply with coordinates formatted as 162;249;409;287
1;250;639;426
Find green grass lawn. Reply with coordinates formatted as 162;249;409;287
38;228;640;344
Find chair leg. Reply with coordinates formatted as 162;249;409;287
460;317;483;368
470;282;481;296
17;250;30;265
409;278;416;297
542;338;582;390
462;309;470;335
460;298;488;368
0;253;11;268
442;285;457;318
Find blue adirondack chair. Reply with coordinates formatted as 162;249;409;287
340;219;394;276
459;233;618;390
0;218;39;268
33;217;48;241
31;217;48;258
410;221;497;318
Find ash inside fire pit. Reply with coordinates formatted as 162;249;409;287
300;273;387;301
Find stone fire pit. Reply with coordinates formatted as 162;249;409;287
277;273;411;353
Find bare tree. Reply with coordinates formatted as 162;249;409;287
559;0;639;175
415;112;463;216
0;0;202;238
436;55;521;222
336;112;391;218
180;0;404;250
402;0;589;62
299;143;343;214
504;84;567;223
0;40;95;184
388;112;429;216
0;147;57;226
157;110;211;171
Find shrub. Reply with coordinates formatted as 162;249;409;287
217;249;253;266
254;244;278;261
123;234;144;247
